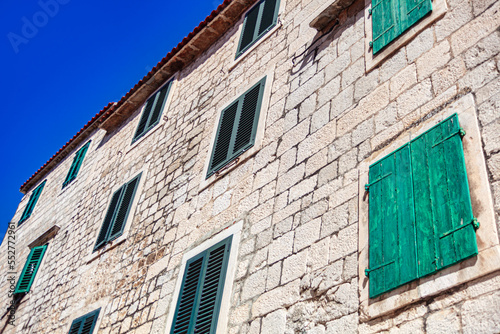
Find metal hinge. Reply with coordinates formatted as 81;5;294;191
432;128;466;148
440;217;480;239
365;260;395;277
365;172;392;191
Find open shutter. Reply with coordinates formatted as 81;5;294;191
193;239;231;334
367;145;417;298
171;257;205;334
63;141;91;188
14;245;47;294
400;0;432;34
133;96;155;141
413;114;477;273
258;0;279;35
19;180;46;225
148;81;172;128
94;187;123;251
371;0;400;53
237;3;260;56
108;174;141;241
68;309;100;334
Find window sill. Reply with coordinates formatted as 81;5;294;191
357;94;500;320
86;236;127;264
126;121;164;154
364;0;447;72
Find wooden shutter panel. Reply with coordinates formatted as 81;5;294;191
400;0;432;34
94;187;123;251
15;245;47;294
193;241;231;334
171;257;204;334
412;114;477;274
371;0;399;54
258;0;279;35
148;81;172;129
68;309;100;334
63;141;91;188
19;181;46;225
367;145;417;298
108;174;141;241
133;97;155;141
237;4;260;55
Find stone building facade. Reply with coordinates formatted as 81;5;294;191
1;0;500;332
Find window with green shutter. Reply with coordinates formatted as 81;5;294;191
366;114;478;298
207;77;266;178
170;236;232;334
14;245;47;294
62;141;91;189
68;309;100;334
132;79;173;143
18;180;46;226
94;173;142;251
370;0;432;53
236;0;280;58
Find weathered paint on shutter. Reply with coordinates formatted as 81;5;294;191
19;180;47;225
171;257;205;334
68;309;100;334
367;145;417;298
400;0;432;34
14;245;47;294
371;0;399;53
108;173;141;241
413;114;477;274
63;141;91;188
193;239;231;334
94;187;123;251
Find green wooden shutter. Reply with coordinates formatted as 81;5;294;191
171;237;232;334
132;80;172;143
94;187;123;251
63;141;91;188
412;114;477;275
14;245;47;294
371;0;431;53
207;77;266;178
107;174;141;241
19;180;46;225
236;0;280;57
367;145;417;298
68;309;100;334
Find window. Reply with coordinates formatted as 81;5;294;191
132;80;173;143
68;309;100;334
14;245;47;294
207;77;266;178
370;0;431;53
62;141;91;188
365;114;478;298
236;0;280;58
94;173;141;251
170;236;232;334
18;180;46;226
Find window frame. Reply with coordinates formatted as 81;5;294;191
363;0;447;71
18;180;47;226
164;221;243;334
358;94;500;320
62;140;92;189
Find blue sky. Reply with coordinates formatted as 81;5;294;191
0;0;222;242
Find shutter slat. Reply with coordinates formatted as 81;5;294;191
108;174;141;241
14;245;47;294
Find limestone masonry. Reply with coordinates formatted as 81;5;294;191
1;0;500;332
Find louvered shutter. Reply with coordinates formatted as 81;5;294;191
68;309;100;334
412;114;477;274
207;77;266;178
258;0;279;35
14;245;47;294
367;145;417;298
19;180;46;225
237;3;260;56
63;141;91;188
171;237;232;334
133;97;155;141
108;174;141;241
149;81;172;128
94;187;123;251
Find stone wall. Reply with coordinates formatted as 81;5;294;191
1;0;499;332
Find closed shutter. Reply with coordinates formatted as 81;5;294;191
171;237;232;334
68;309;100;334
19;180;46;225
207;77;266;178
94;187;123;251
367;145;417;298
412;114;477;274
63;141;91;188
14;245;47;294
133;80;173;142
236;0;280;57
108;174;141;241
371;0;431;53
